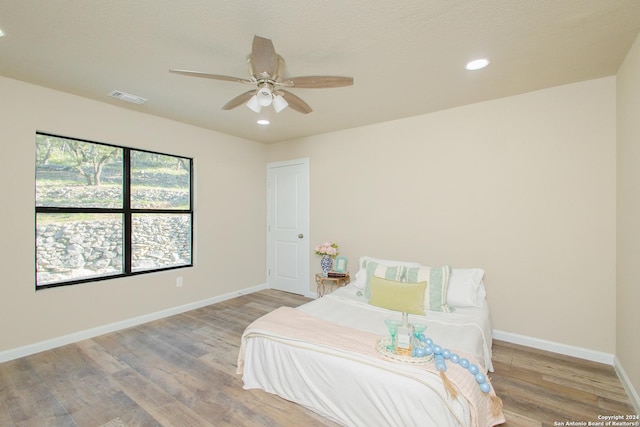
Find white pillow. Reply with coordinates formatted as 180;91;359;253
446;268;486;308
353;256;421;289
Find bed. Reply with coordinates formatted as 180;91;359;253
237;257;505;427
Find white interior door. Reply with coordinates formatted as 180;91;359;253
267;158;309;295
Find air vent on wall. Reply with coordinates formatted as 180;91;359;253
108;90;148;104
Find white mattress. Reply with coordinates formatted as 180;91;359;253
239;284;498;427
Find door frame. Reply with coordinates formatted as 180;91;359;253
266;158;311;296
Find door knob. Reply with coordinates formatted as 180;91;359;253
298;234;304;238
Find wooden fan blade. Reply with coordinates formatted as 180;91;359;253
282;76;353;88
280;90;312;114
169;69;252;84
222;90;255;110
250;35;277;78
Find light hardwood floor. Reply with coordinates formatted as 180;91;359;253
0;289;635;426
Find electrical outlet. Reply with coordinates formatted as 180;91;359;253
176;276;183;287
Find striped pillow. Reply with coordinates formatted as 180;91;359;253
405;265;453;312
364;262;405;299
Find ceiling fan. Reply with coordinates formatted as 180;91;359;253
169;35;353;114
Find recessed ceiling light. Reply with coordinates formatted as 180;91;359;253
257;119;270;125
466;59;489;71
0;28;5;37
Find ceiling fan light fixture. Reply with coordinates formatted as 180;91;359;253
273;94;288;113
247;95;262;113
257;85;273;106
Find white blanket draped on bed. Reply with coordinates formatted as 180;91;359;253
238;288;504;427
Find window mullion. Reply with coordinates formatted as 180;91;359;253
123;148;132;274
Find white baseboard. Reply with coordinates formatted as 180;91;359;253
305;290;319;299
0;283;268;363
492;329;615;365
614;356;640;415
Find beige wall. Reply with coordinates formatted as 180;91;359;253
267;77;617;354
0;76;267;352
617;33;640;402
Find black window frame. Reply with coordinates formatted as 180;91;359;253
35;131;194;290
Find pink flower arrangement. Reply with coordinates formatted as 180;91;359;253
315;241;339;258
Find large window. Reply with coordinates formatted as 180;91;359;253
35;132;193;289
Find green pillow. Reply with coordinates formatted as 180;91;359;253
405;265;453;312
369;276;426;315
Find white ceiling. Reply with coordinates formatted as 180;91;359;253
1;1;639;143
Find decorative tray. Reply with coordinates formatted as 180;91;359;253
375;337;434;365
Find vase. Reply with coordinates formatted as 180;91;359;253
320;255;333;277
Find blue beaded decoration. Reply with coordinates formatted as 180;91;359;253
411;334;493;395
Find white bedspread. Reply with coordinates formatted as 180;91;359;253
238;284;502;427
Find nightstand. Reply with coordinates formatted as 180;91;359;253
315;273;350;297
